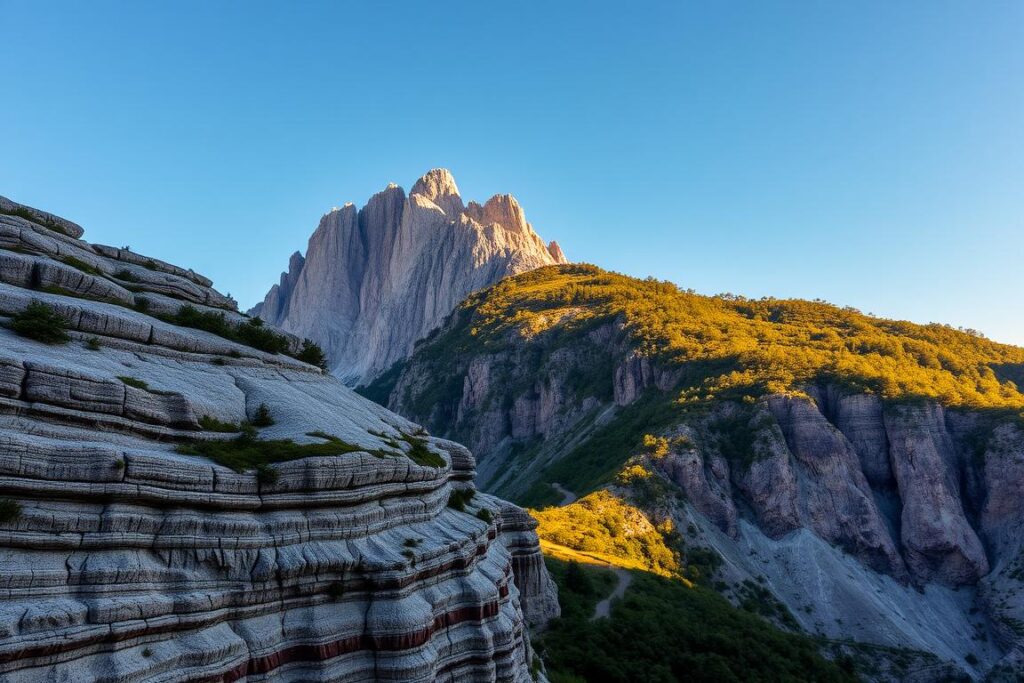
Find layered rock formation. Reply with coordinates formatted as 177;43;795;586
252;169;567;385
0;196;556;682
365;264;1024;680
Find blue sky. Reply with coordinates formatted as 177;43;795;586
2;1;1022;343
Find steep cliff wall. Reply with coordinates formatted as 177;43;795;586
0;196;556;682
253;169;566;385
367;264;1024;680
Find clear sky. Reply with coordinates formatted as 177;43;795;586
2;2;1022;344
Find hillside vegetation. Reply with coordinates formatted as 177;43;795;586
413;264;1024;412
532;490;681;577
537;558;856;683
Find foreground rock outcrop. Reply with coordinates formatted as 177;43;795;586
252;169;567;385
0;196;556;682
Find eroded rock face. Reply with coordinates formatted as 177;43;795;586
253;169;567;385
0;197;552;682
380;295;1024;677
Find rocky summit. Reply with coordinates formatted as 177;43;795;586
0;196;557;682
252;169;567;386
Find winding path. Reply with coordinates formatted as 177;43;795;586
592;568;632;620
551;482;577;506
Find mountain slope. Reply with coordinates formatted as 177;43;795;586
253;169;567;385
0;195;558;682
363;263;1024;680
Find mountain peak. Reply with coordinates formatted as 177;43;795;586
410;169;463;215
547;240;567;263
254;170;567;384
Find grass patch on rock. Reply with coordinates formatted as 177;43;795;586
198;415;241;432
60;255;103;276
117;376;150;391
176;429;371;473
399;432;445;467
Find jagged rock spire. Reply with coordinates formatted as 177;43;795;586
253;169;568;384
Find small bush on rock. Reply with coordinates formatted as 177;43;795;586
0;498;22;523
297;338;328;369
447;488;475;512
85;337;102;351
10;300;70;344
251;403;274;427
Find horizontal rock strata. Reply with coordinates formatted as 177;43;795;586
0;196;552;682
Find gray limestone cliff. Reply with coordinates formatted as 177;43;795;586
0;195;556;682
252;169;567;385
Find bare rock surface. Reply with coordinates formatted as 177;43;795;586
0;198;552;682
252;169;567;385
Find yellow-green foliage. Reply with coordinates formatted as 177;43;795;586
456;264;1024;411
532;490;680;576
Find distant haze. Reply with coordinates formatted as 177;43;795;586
1;2;1021;345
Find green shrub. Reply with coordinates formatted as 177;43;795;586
476;508;493;523
251;403;274;427
167;305;291;355
85;337;102;351
236;317;291;354
448;488;475;512
10;300;70;344
297;338;328;369
144;259;158;270
0;498;22;523
133;297;150;313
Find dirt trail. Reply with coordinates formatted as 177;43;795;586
551;482;577;506
592;568;632;620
